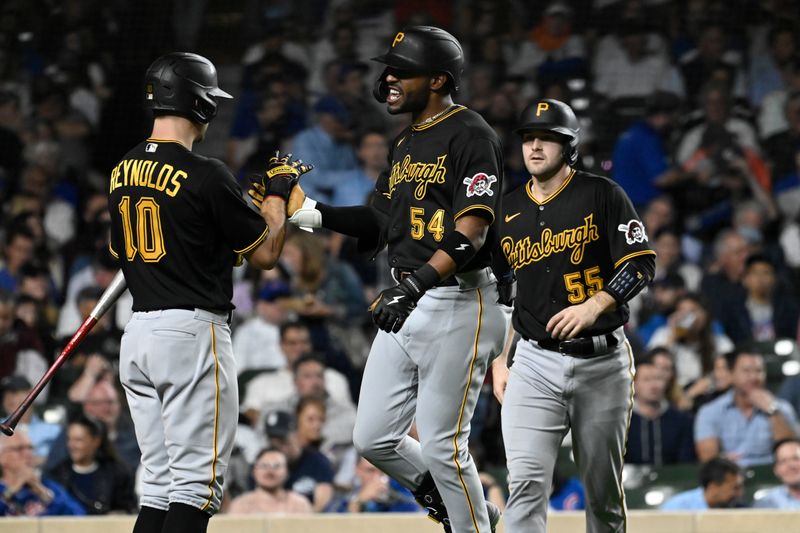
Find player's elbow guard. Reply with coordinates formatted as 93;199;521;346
603;256;654;305
288;197;322;232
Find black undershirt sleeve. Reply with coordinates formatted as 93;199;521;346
317;202;389;256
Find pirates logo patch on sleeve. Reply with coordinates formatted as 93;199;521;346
463;172;497;197
617;219;648;245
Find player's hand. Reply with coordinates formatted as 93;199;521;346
249;151;314;205
496;272;515;307
546;299;603;340
492;361;509;404
368;280;420;333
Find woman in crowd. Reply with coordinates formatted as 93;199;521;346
47;414;136;514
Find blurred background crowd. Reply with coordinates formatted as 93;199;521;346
2;0;800;518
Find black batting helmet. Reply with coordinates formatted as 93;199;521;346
371;26;464;103
514;99;580;166
144;52;232;124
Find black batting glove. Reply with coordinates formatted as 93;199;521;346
257;151;314;202
496;272;516;307
369;279;420;333
369;265;439;333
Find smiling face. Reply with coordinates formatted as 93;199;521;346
521;130;567;179
774;441;800;488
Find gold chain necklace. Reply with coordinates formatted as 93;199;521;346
415;104;459;126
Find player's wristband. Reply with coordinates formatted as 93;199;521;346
603;260;651;305
438;230;477;269
405;263;440;296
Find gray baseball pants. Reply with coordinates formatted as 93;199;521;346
119;308;237;514
502;330;634;533
353;268;507;533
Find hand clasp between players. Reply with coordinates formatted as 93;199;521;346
247;151;314;206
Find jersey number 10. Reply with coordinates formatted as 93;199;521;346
118;196;166;262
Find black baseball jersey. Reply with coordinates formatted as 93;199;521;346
108;138;268;312
373;105;503;272
498;169;655;341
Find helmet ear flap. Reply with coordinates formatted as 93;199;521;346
372;68;389;103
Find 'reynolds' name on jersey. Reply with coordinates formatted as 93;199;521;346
502;214;600;269
109;159;188;197
387;154;447;200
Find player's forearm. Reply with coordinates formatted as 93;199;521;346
428;215;489;278
249;198;287;269
493;325;516;368
586;290;617;316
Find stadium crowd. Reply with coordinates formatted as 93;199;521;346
1;0;800;518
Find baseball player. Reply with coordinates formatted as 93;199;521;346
491;99;656;533
107;52;309;533
277;26;506;532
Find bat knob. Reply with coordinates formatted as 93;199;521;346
0;422;15;436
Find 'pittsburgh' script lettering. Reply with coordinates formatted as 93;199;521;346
501;214;600;268
388;154;447;200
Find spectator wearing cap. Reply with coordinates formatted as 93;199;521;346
289;95;358;204
242;322;353;430
661;457;744;510
0;291;48;401
611;91;688;209
714;254;799;344
695;348;800;466
263;410;335;512
0;375;61;461
505;1;587;83
232;280;292;373
227;447;312;514
754;438;800;509
0;427;85;516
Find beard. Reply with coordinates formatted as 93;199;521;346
389;88;429;115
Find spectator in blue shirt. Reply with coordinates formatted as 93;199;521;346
661;457;744;510
0;428;85;516
330;130;389;207
290;96;358;204
753;438;800;509
332;456;421;513
611;91;686;209
695;348;800;466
